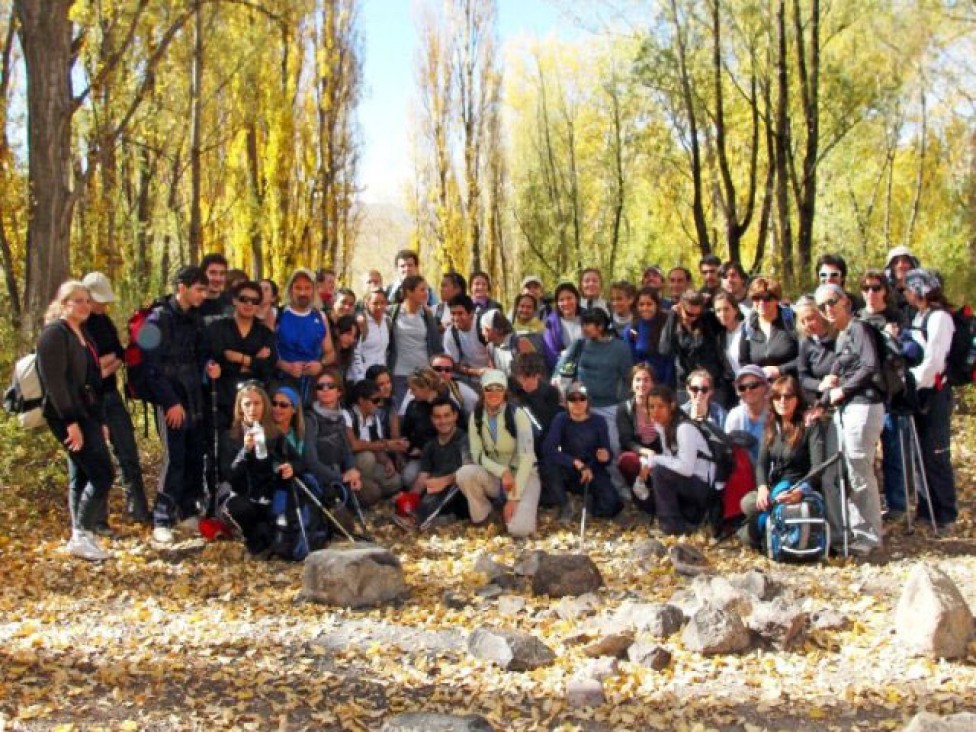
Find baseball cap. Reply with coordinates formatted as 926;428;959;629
82;272;116;303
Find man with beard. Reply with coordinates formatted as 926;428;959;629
275;269;336;406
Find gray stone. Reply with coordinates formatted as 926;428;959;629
497;595;527;615
554;593;601;620
442;591;469;611
895;564;974;659
627;642;672;671
582;633;634;659
691;575;754;618
612;601;685;638
490;573;526;591
682;604;751;655
633;538;668;560
514;549;547;576
475;585;504;600
381;713;493;732
810;608;850;632
531;553;603;598
669;544;712;576
301;544;408;608
903;712;976;732
729;570;776;601
566;677;605;708
474;553;511;581
468;628;556;671
581;656;620;681
748;599;808;650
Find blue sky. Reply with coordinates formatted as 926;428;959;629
357;0;570;204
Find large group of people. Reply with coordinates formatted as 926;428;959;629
34;246;960;562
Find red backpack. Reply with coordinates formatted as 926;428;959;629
124;301;164;403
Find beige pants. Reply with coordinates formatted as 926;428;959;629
456;464;540;537
354;451;402;506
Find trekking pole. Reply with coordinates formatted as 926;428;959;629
579;476;590;552
906;417;939;533
346;485;371;537
418;485;461;532
293;476;357;543
898;415;914;535
209;378;219;518
291;481;311;555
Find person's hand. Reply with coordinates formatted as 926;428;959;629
164;404;185;429
804;406;825;426
102;424;110;443
343;468;362;490
206;361;221;380
304;361;323;377
762;365;781;379
243;429;256;451
819;375;839;391
388;438;409;454
501;470;515;493
503;499;518;524
638;464;651;481
426;475;448;494
884;322;900;338
756;484;771;512
279;463;294;479
282;361;302;378
256;347;271;359
595;448;610;463
829;387;845;405
382;460;396;478
579;467;594;485
777;488;803;505
65;423;84;452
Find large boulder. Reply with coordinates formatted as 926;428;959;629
895;564;974;659
301;544;408;608
611;602;685;638
682;604;751;655
382;714;493;732
531;553;603;598
468;628;556;671
669;544;712;576
748;599;808;650
902;712;976;732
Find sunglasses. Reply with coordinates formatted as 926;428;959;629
688;385;711;395
772;393;797;401
817;298;840;312
862;284;884;293
566;394;588;403
316;383;337;391
484;385;506;393
432;365;454;373
819;271;842;281
751;293;777;303
271;400;294;409
237;295;261;305
737;381;764;393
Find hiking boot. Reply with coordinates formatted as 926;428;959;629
127;493;152;525
557;503;574;525
66;531;110;562
152;526;175;545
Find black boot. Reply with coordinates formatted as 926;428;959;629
127;491;152;525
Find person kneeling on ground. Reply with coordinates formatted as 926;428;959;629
542;382;623;524
457;369;541;537
393;397;472;531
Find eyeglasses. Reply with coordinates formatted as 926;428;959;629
237;295;261;305
484;385;505;393
772;393;797;401
432;365;453;373
819;270;842;281
751;293;777;303
271;400;294;409
737;381;764;393
817;298;840;312
566;394;588;403
316;383;337;391
237;379;264;392
688;385;711;395
862;284;884;293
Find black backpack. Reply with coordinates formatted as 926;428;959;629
860;317;913;411
473;402;541;446
922;306;976;387
685;417;735;485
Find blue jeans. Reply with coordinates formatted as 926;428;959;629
881;412;905;513
154;406;207;527
50;416;115;531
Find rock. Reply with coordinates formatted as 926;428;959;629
669;544;712;576
442;591;469;611
627;642;672;671
474;553;510;581
633;538;668;560
681;604;751;655
903;712;976;732
531;554;603;598
491;573;526;591
381;713;493;732
581;656;619;681
667;589;699;618
514;549;547;576
729;570;776;601
468;628;556;671
611;602;685;638
554;593;601;620
497;595;527;615
475;585;504;600
691;576;754;618
301;544;408;608
566;676;605;707
748;599;808;650
895;564;974;659
582;633;634;659
810;608;850;632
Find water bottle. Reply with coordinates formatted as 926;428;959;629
251;424;267;460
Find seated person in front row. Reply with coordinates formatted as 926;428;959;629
344;380;404;506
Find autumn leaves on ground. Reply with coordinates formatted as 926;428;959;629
0;412;974;731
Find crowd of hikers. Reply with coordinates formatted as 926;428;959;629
24;246;967;563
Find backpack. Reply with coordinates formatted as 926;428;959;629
474;402;541;446
686;417;735;485
124;300;165;403
763;484;830;562
270;475;331;561
3;353;46;429
860;318;913;410
922;306;976;387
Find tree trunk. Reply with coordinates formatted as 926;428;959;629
188;1;204;263
15;0;74;334
774;0;794;288
246;121;264;279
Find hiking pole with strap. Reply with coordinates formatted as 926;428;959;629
346;484;371;538
905;416;939;533
579;474;590;552
418;484;461;532
291;481;311;555
209;378;219;518
292;475;357;543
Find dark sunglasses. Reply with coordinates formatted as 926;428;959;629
316;383;338;391
737;381;764;393
566;394;588;403
817;298;840;312
688;385;711;395
237;295;261;305
271;400;294;409
751;293;777;303
862;284;884;293
772;393;797;401
432;365;454;373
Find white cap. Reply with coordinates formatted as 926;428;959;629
82;272;116;303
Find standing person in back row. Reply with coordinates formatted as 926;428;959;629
198;253;231;324
81;272;151;527
143;266;221;545
276;269;336;406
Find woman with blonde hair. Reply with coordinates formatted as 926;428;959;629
36;281;113;561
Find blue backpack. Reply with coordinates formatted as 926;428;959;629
762;481;830;562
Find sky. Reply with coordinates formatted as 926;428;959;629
356;0;571;205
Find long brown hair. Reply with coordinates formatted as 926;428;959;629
648;385;680;447
764;375;805;450
231;385;280;441
629;363;656;418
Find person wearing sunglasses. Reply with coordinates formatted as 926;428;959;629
724;365;769;463
428;352;478;417
306;371;362;503
343;379;403;506
542;382;622;524
659;289;731;407
739;277;798;385
205;280;278;430
737;376;825;550
681;369;728;428
815;254;864;312
616;363;661;517
813;283;885;556
457;370;541;537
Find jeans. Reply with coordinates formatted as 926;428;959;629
914;387;957;525
92;390;148;524
154;406;207;527
545;464;622;518
880;411;905;513
651;464;712;535
49;416;115;532
834;402;885;549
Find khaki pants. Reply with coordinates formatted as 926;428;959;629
354;451;402;506
456;464;540;537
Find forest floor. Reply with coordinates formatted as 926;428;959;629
0;408;974;732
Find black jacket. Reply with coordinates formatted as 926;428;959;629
797;335;836;405
617;398;662;454
205;317;278;420
756;420;825;490
221;430;304;503
659;309;727;386
143;295;208;419
36;320;104;424
739;312;798;375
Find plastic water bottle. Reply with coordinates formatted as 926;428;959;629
251;424;267;460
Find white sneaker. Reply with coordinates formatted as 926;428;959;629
152;526;175;544
633;478;650;502
178;515;200;534
66;531;110;562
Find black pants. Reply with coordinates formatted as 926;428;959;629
48;416;115;532
548;464;623;518
154;407;207;526
224;495;275;555
652;464;712;535
915;386;957;525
